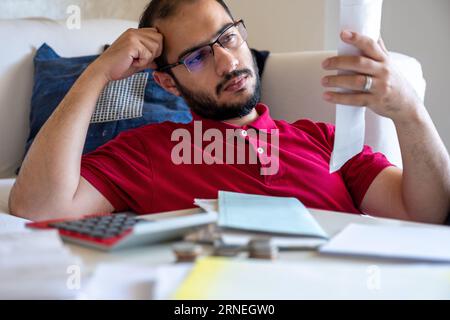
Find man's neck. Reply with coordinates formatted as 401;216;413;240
222;108;259;127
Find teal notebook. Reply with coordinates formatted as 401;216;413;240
218;191;328;239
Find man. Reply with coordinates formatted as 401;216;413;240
9;0;450;223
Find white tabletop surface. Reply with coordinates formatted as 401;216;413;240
2;209;450;299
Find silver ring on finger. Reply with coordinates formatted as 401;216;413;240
363;75;373;93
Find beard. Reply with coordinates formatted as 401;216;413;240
172;58;261;121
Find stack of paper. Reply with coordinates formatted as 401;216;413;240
0;227;82;299
218;191;327;238
194;192;328;249
320;223;450;262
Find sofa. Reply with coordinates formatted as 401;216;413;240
0;18;427;215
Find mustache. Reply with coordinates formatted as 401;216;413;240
216;69;253;96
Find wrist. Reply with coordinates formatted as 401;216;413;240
392;100;428;127
85;58;112;86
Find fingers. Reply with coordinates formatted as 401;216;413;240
322;55;384;76
340;30;387;62
138;28;164;58
323;91;372;107
127;28;163;70
322;74;378;92
137;37;162;63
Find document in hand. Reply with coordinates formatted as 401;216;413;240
330;0;384;173
320;223;450;262
217;191;328;239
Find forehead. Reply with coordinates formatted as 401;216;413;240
157;0;233;61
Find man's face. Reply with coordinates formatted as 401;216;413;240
155;0;260;120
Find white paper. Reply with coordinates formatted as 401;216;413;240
176;258;450;299
330;0;384;173
153;264;194;300
320;223;450;262
84;264;157;300
221;232;327;249
83;263;193;300
0;213;30;234
194;198;219;213
0;229;82;299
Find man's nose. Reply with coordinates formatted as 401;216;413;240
213;45;239;77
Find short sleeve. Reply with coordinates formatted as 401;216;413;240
293;120;395;208
80;129;153;213
340;145;395;208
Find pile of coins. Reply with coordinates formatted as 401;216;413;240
212;239;245;257
248;238;279;260
172;242;203;263
173;238;279;262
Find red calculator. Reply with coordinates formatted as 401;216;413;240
27;208;217;251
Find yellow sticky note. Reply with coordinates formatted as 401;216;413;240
173;257;230;300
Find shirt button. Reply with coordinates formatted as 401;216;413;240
241;130;248;137
257;147;264;154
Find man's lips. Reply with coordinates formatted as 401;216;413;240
224;75;249;93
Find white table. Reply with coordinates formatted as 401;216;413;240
65;209;450;299
2;209;450;299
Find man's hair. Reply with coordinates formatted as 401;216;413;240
138;0;234;70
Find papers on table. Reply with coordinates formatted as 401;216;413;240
83;264;157;300
193;192;328;249
221;231;327;250
173;257;450;300
330;0;384;173
320;223;450;262
193;198;219;213
218;191;328;238
0;212;30;234
0;227;82;299
83;263;193;300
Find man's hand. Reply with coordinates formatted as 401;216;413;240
91;28;163;82
320;30;422;122
320;30;450;224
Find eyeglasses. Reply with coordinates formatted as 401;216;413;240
158;20;248;73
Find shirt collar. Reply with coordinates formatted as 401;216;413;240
191;103;278;132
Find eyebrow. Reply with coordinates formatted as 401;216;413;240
177;22;234;61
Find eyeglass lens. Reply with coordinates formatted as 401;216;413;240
183;22;247;72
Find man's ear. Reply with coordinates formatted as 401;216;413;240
153;71;181;97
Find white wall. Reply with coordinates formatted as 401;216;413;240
0;0;149;20
226;0;325;52
325;0;450;150
1;0;448;149
0;0;327;53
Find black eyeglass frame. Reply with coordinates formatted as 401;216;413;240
157;19;247;73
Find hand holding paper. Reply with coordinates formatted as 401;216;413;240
327;0;383;173
324;0;424;173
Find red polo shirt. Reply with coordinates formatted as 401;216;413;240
80;104;394;215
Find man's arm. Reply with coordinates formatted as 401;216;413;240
9;28;163;221
360;106;450;224
322;31;450;224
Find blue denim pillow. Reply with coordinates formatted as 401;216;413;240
25;43;192;161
